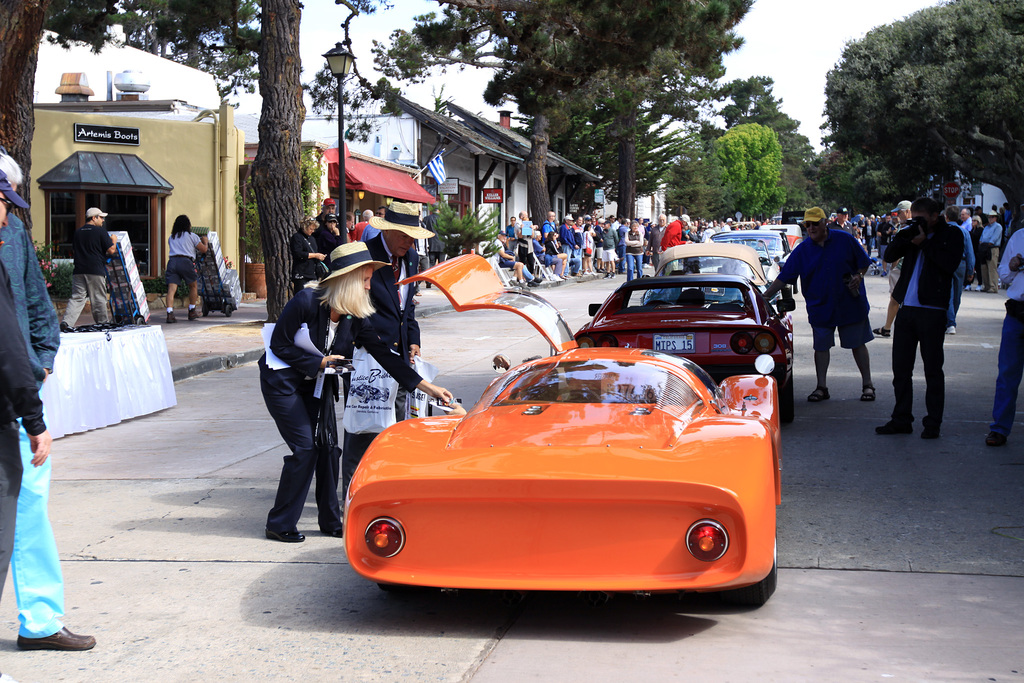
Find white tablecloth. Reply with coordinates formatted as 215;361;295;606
40;326;177;438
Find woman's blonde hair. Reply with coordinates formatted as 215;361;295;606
317;265;376;318
301;216;317;231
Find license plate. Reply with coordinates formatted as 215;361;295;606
653;333;695;353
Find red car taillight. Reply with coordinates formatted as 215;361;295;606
730;332;754;354
598;334;618;347
686;520;728;561
365;518;405;558
753;332;777;353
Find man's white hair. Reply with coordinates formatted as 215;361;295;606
362;209;373;220
0;153;24;188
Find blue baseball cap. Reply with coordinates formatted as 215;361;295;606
0;169;28;209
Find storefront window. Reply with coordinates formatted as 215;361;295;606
85;193;151;272
49;192;77;258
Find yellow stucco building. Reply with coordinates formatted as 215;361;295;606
31;100;244;278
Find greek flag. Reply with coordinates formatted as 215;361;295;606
427;152;446;185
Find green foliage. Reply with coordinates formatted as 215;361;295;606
665;129;729;219
299;148;325;217
143;276;168;295
714;123;785;217
237;179;264;262
432;201;500;259
45;0;261;98
718;75;816;209
823;0;1024;208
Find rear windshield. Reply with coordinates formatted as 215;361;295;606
496;359;699;410
715;234;783;258
660;255;757;280
618;284;750;313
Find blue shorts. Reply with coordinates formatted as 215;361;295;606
811;318;873;351
165;255;198;285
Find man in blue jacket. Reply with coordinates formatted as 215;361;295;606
0;160;95;652
877;197;964;439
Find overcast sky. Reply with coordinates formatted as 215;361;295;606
233;0;939;150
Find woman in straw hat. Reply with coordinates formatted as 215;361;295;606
260;241;455;543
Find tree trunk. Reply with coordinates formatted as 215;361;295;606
526;112;551;222
0;0;51;237
251;0;304;322
614;110;637;221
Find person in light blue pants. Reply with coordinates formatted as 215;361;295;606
0;153;96;652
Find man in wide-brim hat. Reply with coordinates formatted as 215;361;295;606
341;201;436;498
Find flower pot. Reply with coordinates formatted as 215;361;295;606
244;262;267;299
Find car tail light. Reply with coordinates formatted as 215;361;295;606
753;332;777;353
577;335;595;348
730;332;753;354
686;520;728;561
365;518;405;558
598;334;618;347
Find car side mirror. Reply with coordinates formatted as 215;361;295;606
777;298;796;313
589;303;601;316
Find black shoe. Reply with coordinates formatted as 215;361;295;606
265;528;304;543
60;322;72;333
985;431;1007;447
320;527;344;538
526;280;540;287
920;426;940;439
876;421;913;435
17;627;96;651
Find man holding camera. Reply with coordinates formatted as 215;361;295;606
876;197;964;439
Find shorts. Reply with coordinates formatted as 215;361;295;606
165;255;197;285
811;318;874;351
887;265;901;293
542;254;557;267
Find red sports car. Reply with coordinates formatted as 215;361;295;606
576;274;797;422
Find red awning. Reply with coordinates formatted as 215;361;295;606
324;146;435;204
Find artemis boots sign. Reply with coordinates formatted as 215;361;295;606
74;123;141;146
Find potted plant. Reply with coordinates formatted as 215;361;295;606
238;185;267;298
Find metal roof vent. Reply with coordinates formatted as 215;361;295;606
114;71;151;101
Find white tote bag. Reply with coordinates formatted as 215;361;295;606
405;357;439;420
342;347;399;434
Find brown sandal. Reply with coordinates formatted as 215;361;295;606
861;384;876;401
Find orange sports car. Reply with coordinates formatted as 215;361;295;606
343;255;782;605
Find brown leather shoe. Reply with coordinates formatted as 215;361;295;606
17;627;96;651
188;308;199;320
166;311;177;324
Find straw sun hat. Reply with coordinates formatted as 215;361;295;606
320;242;389;284
368;201;435;239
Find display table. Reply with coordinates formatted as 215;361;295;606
40;326;177;438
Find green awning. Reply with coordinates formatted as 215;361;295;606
37;151;173;195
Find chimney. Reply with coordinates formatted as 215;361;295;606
55;73;95;102
498;110;512;129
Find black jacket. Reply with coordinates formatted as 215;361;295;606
365;234;421;357
290;231;322;281
0;261;46;435
885;218;964;309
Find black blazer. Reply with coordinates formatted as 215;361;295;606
364;234;420;357
259;287;421;396
885;219;963;308
290;231;321;280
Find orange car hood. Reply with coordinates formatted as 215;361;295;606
401;254;577;352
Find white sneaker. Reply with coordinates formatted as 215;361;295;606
945;325;956;335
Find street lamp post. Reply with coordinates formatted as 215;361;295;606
323;42;355;244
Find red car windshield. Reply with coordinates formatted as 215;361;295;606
496;359;700;410
617;285;751;313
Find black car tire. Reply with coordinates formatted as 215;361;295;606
720;553;777;606
780;376;795;424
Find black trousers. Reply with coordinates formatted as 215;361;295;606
263;383;342;534
890;306;947;429
341;388;407;501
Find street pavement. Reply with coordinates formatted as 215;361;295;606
3;269;1022;682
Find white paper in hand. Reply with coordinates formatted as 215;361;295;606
262;324;289;370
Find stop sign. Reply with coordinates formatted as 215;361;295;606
942;181;961;199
